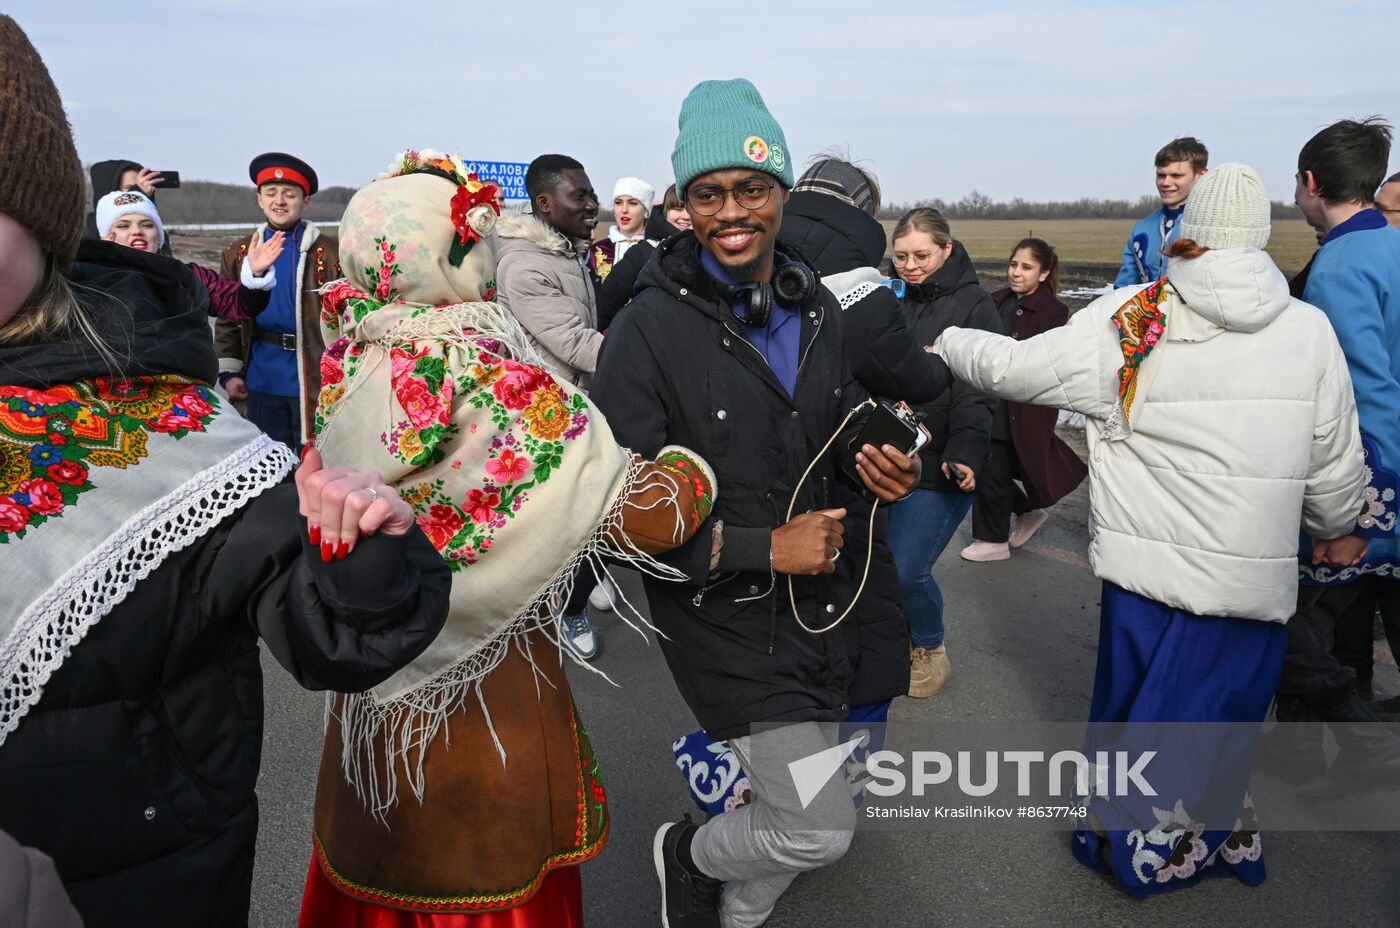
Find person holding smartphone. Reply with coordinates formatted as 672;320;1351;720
95;189;282;322
83;159;175;254
885;207;1002;698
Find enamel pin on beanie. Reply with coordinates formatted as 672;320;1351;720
671;78;794;195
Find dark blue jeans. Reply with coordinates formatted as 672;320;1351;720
887;488;973;649
245;391;301;454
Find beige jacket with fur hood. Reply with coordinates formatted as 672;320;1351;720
495;211;602;389
935;248;1365;623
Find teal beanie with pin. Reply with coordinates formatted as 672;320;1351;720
671;79;794;196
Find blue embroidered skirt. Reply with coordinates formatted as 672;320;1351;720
1072;581;1286;898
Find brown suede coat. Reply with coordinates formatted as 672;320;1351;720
311;459;705;912
313;632;605;910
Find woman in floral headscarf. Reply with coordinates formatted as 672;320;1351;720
298;151;716;927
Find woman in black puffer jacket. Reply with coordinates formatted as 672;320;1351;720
885;207;1002;699
0;19;451;927
0;239;454;928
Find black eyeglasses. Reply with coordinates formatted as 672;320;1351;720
686;179;775;216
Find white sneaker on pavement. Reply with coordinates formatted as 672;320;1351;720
960;540;1010;562
1010;509;1048;548
588;577;617;612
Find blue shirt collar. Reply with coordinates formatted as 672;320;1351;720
698;248;797;323
1322;208;1387;246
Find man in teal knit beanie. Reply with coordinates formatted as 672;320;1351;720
672;78;795;196
595;75;923;928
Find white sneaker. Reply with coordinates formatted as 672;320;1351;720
960;540;1010;562
1010;510;1048;548
588;577;617;612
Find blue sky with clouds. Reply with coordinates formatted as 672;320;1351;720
13;0;1397;204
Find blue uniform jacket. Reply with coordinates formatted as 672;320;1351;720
1115;205;1184;287
1300;210;1400;583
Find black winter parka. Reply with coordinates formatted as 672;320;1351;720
782;191;952;404
0;242;452;928
591;234;909;740
894;241;1003;490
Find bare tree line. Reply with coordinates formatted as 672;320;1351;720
877;190;1303;221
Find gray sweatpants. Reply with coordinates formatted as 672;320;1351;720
689;721;857;928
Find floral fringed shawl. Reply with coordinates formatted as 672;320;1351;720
316;278;689;816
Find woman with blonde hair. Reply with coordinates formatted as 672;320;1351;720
588;176;657;282
885;207;1001;698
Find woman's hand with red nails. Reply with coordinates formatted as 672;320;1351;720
294;447;416;560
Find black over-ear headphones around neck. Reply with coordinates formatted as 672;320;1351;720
721;261;818;327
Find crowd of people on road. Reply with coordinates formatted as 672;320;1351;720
2;13;1399;928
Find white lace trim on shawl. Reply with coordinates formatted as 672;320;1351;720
0;434;296;746
821;266;886;311
837;282;880;310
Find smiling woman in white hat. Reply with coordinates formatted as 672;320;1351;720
587;175;657;282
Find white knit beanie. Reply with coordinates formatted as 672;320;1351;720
95;189;166;249
612;176;655;208
1179;162;1271;250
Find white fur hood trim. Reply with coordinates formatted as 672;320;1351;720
494;211;577;257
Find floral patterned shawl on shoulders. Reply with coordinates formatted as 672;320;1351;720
314;165;681;814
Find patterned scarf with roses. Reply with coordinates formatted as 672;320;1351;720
1102;278;1173;442
0;375;295;746
315;279;689;812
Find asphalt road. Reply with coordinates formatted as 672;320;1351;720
251;471;1400;927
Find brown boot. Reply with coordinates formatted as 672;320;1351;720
909;644;951;698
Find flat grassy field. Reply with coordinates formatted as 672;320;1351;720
172;217;1318;283
873;216;1321;274
876;218;1317;274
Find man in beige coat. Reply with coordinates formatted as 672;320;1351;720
495;154;601;390
495;153;608;657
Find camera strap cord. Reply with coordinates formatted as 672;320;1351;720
785;398;880;635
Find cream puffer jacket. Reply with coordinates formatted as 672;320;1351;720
935;248;1364;622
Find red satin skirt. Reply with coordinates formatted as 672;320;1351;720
298;856;584;928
